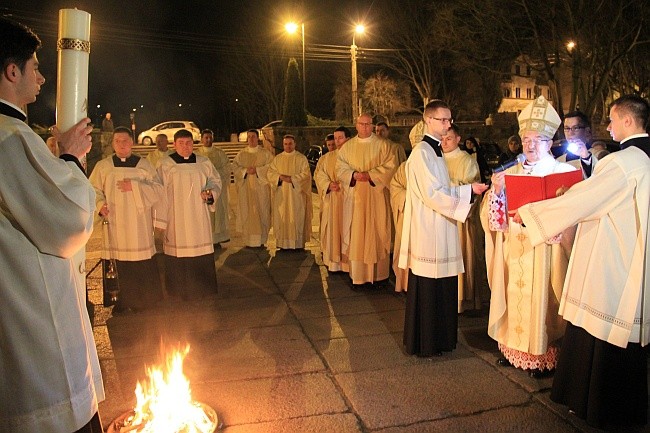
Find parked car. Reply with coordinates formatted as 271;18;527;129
305;144;327;186
138;121;200;145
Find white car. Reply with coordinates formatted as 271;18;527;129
138;121;201;145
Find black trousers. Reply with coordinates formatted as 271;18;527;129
73;412;102;433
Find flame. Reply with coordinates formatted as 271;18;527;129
125;345;215;433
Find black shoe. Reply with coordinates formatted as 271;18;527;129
496;357;513;367
528;368;554;379
416;351;443;358
351;284;365;292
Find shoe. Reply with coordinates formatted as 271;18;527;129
496;357;513;367
416;351;443;358
528;368;554;379
351;284;365;292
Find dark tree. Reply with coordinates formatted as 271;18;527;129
282;58;307;127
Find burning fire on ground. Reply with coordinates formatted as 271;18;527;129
108;345;218;433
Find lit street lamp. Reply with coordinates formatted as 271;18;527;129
285;22;306;111
351;24;365;122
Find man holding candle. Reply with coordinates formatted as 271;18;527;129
0;17;104;433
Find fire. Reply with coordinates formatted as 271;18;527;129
115;345;217;433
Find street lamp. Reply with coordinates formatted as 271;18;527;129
351;24;365;122
285;22;306;111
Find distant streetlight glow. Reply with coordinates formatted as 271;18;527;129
567;40;576;51
285;22;298;34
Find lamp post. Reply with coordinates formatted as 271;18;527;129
351;24;365;122
285;22;306;111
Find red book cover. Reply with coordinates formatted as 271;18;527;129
505;170;583;216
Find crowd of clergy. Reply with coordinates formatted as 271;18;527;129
89;96;648;431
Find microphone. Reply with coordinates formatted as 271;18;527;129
492;153;526;173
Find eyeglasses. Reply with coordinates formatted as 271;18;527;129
430;117;454;124
563;126;586;132
356;122;373;127
522;138;551;146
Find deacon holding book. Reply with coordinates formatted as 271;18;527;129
480;95;578;378
514;94;650;428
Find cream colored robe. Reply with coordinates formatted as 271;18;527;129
390;162;408;291
443;148;482;312
196;146;232;243
398;136;472;278
146;148;171;169
233;146;273;247
481;155;577;355
520;145;650;348
337;133;397;284
314;150;348;272
157;154;221;257
268;151;312;249
89;155;163;260
0;113;104;433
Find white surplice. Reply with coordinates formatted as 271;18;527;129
89;155;163;260
232;145;273;247
196;146;232;243
520;144;650;348
157;154;221;257
398;135;472;278
268;150;312;249
0;113;104;433
336;133;397;284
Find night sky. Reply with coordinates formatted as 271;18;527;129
2;0;381;136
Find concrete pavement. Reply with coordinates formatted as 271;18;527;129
86;186;647;433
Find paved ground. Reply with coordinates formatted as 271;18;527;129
86;186;647;433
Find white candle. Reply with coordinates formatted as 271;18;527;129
56;8;91;134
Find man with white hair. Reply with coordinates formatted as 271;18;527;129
481;95;578;378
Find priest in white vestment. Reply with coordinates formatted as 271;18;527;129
157;129;221;299
233;129;273;247
441;125;486;313
336;113;397;286
399;100;487;357
90;127;164;312
0;18;104;432
315;127;351;272
481;96;578;378
389;162;408;292
268;134;312;249
516;95;650;428
196;129;232;245
146;133;171;169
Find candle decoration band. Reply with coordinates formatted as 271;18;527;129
57;38;90;53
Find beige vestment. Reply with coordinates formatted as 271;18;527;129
196;146;232;243
443;148;484;312
314;150;348;272
337;133;397;284
146;148;171;169
268;151;312;249
389;162;408;291
233;146;273;247
481;155;577;367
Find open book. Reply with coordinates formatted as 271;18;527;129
505;170;583;216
